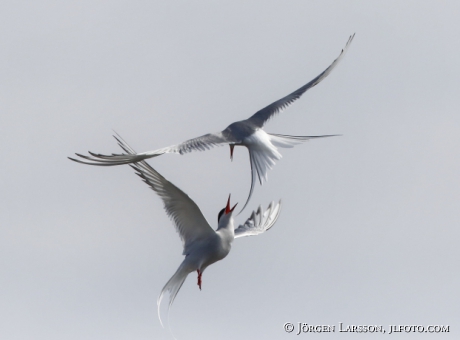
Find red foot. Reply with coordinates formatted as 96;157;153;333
197;269;202;290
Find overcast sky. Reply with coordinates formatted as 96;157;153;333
1;1;459;339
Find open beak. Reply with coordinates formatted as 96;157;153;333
230;145;234;161
225;194;238;214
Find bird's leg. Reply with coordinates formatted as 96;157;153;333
197;269;202;290
230;145;234;161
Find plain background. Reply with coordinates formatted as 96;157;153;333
1;1;459;339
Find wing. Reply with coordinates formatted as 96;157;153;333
165;131;232;154
247;34;355;128
115;134;216;255
68;131;230;166
235;200;282;238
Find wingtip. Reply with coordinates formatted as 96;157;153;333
68;156;95;165
348;33;355;43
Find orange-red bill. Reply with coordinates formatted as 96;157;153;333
225;194;238;214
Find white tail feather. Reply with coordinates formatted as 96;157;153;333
157;264;190;328
268;133;339;148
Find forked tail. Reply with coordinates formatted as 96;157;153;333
238;133;340;215
157;264;190;328
268;133;340;148
238;147;280;215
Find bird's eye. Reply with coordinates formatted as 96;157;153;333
217;208;225;222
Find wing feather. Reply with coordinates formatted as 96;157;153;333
247;34;355;128
235;200;282;238
115;134;216;254
166;132;230;154
69;132;230;166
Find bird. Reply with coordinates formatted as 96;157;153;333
112;135;282;326
69;34;354;212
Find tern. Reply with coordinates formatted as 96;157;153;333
112;135;282;326
70;34;354;212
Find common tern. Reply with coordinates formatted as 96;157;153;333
112;135;282;326
70;34;354;212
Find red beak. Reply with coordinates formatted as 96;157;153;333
225;194;238;214
230;145;234;161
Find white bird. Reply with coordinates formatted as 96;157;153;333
70;34;354;212
113;135;282;326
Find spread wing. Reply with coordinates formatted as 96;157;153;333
247;34;355;128
115;134;216;255
235;200;282;238
69;131;230;166
165;131;232;154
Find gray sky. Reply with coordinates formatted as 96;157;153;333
1;1;459;339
